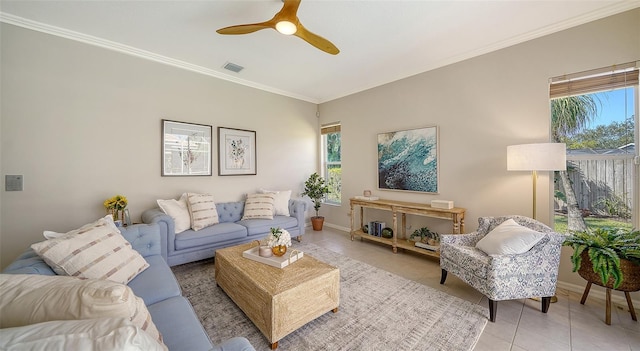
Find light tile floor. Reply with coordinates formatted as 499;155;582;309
298;227;640;351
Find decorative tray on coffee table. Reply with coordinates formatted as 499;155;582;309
242;247;304;269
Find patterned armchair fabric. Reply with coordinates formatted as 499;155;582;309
440;215;565;322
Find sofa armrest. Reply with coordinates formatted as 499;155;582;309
289;199;307;236
441;231;484;246
141;208;173;262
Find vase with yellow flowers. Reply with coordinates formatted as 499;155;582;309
104;195;128;222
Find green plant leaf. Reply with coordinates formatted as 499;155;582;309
565;226;639;289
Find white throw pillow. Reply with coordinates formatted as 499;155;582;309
157;193;191;234
0;318;167;351
43;214;121;239
0;274;164;345
242;193;275;220
31;218;149;284
186;193;220;231
475;219;546;255
259;189;291;216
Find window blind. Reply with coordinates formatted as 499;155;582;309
549;61;639;99
321;124;341;134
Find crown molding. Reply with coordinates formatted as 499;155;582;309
0;12;319;104
2;2;638;105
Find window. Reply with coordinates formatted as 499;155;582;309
550;62;638;233
321;124;341;204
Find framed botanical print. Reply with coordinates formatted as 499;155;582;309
218;127;257;176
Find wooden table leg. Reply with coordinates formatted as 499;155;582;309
580;281;592;304
605;288;612;325
452;213;460;234
350;203;355;240
271;341;278;350
391;210;398;254
625;292;637;321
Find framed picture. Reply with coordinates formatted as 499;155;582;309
377;126;439;193
162;120;212;176
218;127;256;176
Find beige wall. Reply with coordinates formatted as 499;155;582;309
318;9;640;294
1;9;639;300
0;24;319;268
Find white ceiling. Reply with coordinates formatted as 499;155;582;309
1;1;638;103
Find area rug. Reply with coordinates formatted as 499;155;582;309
172;243;488;351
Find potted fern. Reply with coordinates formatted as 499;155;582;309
563;227;640;291
301;172;330;231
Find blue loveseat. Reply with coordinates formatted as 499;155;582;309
2;223;255;351
142;199;307;266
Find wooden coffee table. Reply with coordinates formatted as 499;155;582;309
215;242;340;349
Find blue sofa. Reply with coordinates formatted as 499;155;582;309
142;199;307;266
2;223;255;351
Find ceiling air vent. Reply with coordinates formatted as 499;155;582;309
223;62;244;73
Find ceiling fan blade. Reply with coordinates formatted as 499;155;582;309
277;0;301;20
218;0;297;35
294;24;339;55
216;0;339;55
216;22;274;35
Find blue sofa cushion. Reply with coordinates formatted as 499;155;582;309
3;249;56;275
238;216;298;236
128;255;181;305
175;223;248;250
147;296;213;351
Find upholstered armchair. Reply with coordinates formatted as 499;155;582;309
439;215;565;322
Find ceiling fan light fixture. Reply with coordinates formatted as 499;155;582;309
216;0;339;55
275;21;297;35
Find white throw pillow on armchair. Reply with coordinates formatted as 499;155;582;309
475;218;546;255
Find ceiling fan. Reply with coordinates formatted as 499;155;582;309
216;0;339;55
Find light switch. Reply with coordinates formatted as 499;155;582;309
5;175;23;191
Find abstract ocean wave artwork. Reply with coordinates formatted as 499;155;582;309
377;126;438;193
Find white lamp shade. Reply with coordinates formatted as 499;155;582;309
507;143;567;171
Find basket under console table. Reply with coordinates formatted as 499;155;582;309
349;198;466;258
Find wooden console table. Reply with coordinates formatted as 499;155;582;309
349;198;465;258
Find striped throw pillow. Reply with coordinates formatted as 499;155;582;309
242;193;275;220
0;274;164;347
186;193;219;231
30;219;149;285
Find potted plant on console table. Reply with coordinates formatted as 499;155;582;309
302;172;330;231
563;227;640;325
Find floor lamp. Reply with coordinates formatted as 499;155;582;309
507;143;566;304
507;143;567;220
